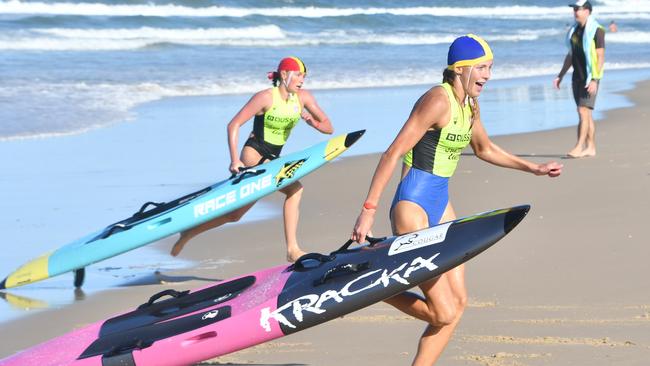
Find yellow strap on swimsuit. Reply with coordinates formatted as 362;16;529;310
404;83;472;177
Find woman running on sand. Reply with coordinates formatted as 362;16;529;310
351;35;562;365
172;56;333;262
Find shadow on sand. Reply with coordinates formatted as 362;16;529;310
117;271;222;287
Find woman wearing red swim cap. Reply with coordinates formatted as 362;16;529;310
351;35;563;365
171;56;333;262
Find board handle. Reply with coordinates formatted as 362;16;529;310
100;223;129;239
230;167;267;184
289;253;335;271
137;289;190;309
136;201;164;215
332;236;387;254
313;261;371;286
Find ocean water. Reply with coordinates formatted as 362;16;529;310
1;0;650;324
1;0;650;141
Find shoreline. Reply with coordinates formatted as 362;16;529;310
1;74;649;365
2;67;650;144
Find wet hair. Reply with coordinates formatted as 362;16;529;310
441;68;479;126
270;71;281;86
442;68;456;85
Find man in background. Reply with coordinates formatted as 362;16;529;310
553;0;605;158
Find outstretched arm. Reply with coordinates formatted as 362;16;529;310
298;90;334;134
469;117;563;177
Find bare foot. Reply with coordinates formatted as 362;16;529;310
170;233;190;257
581;148;596;157
566;147;584;158
287;248;306;263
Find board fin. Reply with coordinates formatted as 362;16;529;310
74;268;86;288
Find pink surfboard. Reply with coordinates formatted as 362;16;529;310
0;205;529;366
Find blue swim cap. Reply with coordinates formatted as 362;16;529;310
447;34;493;70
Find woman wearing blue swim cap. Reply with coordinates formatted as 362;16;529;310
351;35;563;365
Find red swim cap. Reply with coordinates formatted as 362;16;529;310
277;56;307;73
268;56;307;80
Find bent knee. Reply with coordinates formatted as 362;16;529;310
578;107;592;116
426;297;467;326
455;293;468;312
425;304;457;326
283;182;304;197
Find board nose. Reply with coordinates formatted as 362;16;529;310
503;204;530;234
344;130;365;148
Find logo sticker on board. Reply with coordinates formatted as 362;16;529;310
259;253;440;332
275;158;307;187
388;223;451;256
202;310;220;320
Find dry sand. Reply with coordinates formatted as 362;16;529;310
1;80;649;365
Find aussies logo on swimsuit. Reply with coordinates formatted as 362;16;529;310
193;174;273;218
275;158;307;187
266;115;299;125
259;253;440;332
445;132;471;143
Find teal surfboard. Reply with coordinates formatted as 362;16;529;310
1;130;364;289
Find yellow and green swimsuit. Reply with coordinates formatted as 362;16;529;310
245;87;302;159
391;82;473;226
404;82;473;177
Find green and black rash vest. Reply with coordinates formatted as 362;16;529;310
247;87;302;159
403;82;473;178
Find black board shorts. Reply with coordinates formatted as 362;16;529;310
572;78;598;109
